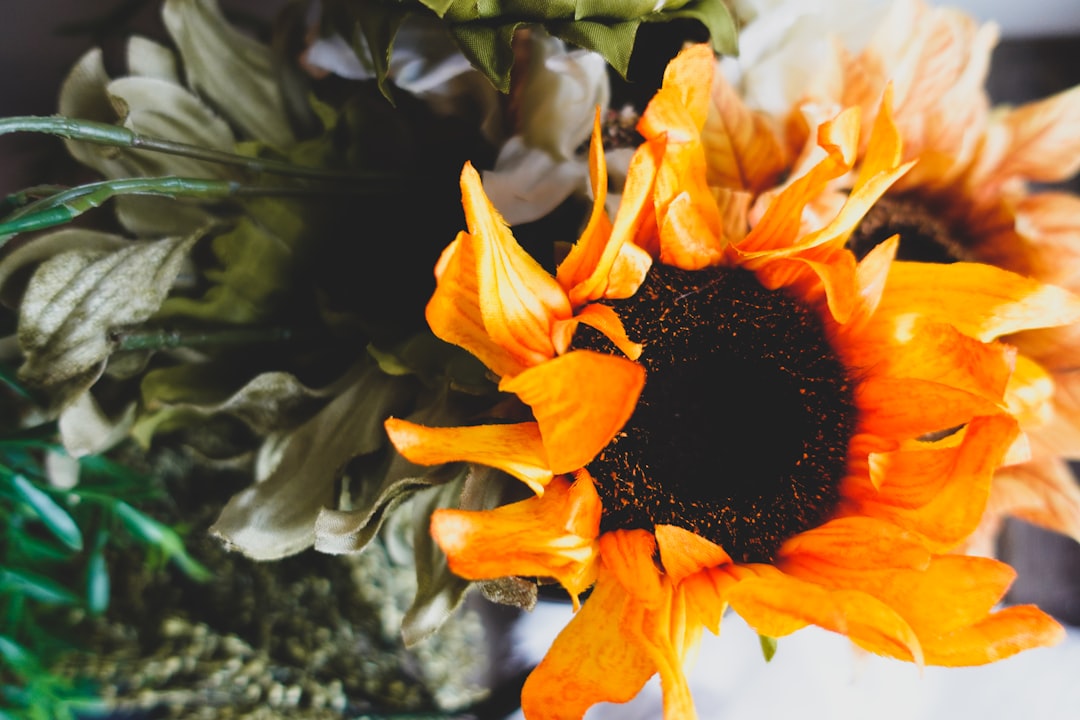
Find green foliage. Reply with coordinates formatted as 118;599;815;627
0;366;210;719
320;0;738;95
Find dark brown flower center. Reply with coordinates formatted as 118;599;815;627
847;195;970;263
574;265;857;563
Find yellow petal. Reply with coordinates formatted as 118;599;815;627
655;524;733;585
520;571;658;720
427;232;532;378
660;43;714;132
701;67;787;193
848;414;1020;550
1004;353;1055;427
565;143;658;306
855;376;1004;440
430;475;601;602
460;162;572;368
556;111;613;298
384;417;551;494
879;261;1080;342
500;350;644;474
555;302;643;360
990;84;1080;185
922;605;1065;666
727;573;925;664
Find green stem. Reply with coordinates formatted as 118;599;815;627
0;115;397;184
0;176;377;240
113;326;298;352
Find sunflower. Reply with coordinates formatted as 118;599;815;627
385;45;1076;718
722;0;1080;552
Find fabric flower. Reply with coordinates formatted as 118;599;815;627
385;45;1077;718
723;0;1080;552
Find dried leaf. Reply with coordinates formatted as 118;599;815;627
163;0;295;147
210;363;415;560
17;231;203;405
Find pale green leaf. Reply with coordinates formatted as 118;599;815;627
162;0;295;147
16;231;203;401
210;363;415;559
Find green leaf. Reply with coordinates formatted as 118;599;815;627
0;634;36;674
759;633;778;662
6;474;82;552
450;22;522;93
0;568;80;606
112;501;213;582
85;531;110;615
319;0;738;92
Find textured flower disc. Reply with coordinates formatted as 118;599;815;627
848;195;970;263
576;264;857;563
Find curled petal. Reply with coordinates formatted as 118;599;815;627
427;232;530;378
847;414;1020;550
431;475;601;603
460;162;572;369
500;350;644;474
922;605;1065;666
384;418;551;495
655;524;733;585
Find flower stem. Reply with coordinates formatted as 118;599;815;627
0;115;397;183
112;326;298;352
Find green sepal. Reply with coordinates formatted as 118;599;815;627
321;0;739;93
759;633;778;662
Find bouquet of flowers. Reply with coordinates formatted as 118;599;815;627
1;0;1078;718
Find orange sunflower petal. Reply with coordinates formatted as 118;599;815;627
991;456;1080;542
655;524;734;585
921;605;1065;666
554;302;643;360
848;414;1020;550
735;107;860;256
384;418;552;494
427;232;532;378
556;111;613;297
727;573;925;664
459;162;573;369
520;570;658;720
877;261;1080;342
430;475;601;602
499;350;645;475
600;530;699;720
855;376;1005;440
701;64;787;193
843;318;1016;405
562;141;658;306
982;84;1080;185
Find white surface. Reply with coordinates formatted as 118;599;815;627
949;0;1080;36
511;600;1080;720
